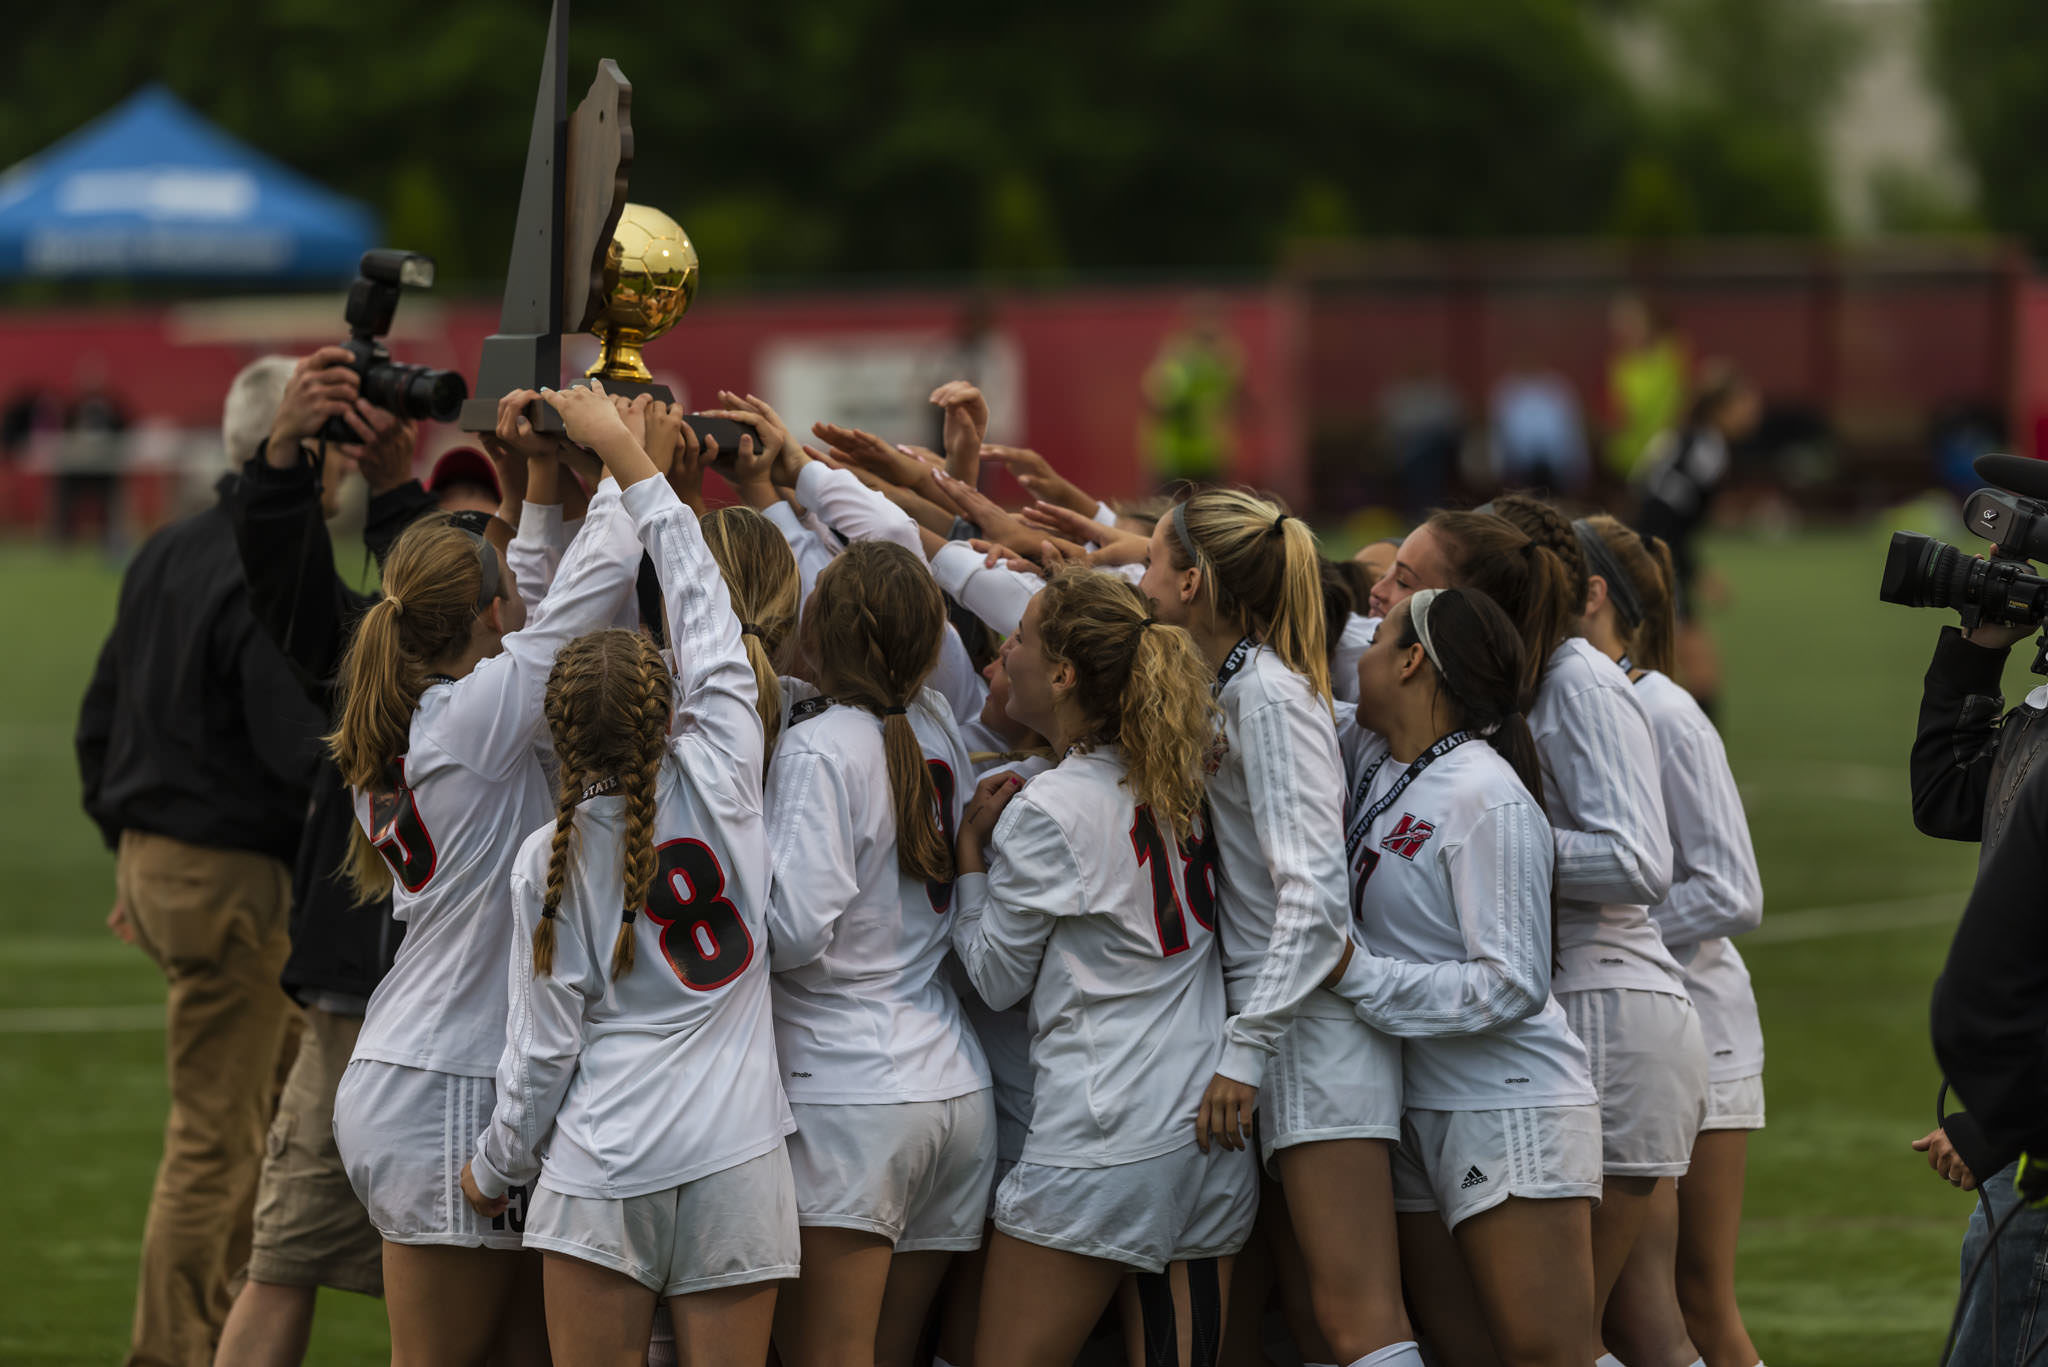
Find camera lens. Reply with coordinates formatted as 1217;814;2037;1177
362;361;468;423
401;368;467;422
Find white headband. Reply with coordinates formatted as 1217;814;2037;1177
1407;588;1446;673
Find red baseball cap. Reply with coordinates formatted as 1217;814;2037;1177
427;446;501;501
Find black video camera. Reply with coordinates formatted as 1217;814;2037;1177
1881;454;2048;668
318;250;469;445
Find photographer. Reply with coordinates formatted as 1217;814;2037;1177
211;349;522;1367
75;360;328;1367
1910;603;2048;1364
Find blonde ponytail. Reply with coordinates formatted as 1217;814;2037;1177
328;517;491;904
701;507;800;754
1166;490;1332;704
1036;569;1218;840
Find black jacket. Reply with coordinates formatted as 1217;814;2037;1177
76;477;324;867
223;444;438;1003
1916;627;2048;1174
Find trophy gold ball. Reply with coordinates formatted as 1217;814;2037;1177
585;203;699;385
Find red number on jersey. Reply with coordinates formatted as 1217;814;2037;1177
646;838;755;991
1131;806;1220;956
1349;848;1382;924
366;759;436;892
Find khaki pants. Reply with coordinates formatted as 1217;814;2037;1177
246;1007;383;1296
118;831;297;1367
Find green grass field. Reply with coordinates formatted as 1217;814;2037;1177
0;525;2015;1365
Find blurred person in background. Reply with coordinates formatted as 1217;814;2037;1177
1144;299;1243;489
54;355;130;549
1606;297;1689;485
1631;370;1761;722
1490;363;1590;497
212;350;518;1367
1378;369;1463;522
75;356;331;1367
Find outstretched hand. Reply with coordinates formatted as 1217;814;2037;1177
981;443;1097;516
930;380;989;483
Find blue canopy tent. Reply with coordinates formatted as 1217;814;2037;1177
0;85;377;280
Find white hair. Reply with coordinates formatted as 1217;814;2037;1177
221;356;298;470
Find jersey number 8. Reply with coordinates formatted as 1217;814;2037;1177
647;838;755;991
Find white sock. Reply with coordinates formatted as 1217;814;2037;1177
1595;1356;1625;1367
933;1359;960;1367
1347;1343;1425;1367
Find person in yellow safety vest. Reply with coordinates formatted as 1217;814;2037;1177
1145;307;1243;489
1606;295;1689;482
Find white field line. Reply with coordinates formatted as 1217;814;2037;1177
0;1004;163;1033
0;892;1970;1034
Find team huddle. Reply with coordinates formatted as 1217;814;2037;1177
324;377;1764;1367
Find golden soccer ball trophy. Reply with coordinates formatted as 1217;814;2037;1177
584;202;698;389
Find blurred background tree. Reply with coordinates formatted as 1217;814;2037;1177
1927;0;2048;252
0;0;1982;288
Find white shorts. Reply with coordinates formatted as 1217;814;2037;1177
1391;1105;1604;1231
993;1143;1259;1274
787;1092;996;1252
333;1060;527;1250
1559;988;1708;1177
1701;1073;1765;1132
523;1144;801;1298
1261;1003;1403;1161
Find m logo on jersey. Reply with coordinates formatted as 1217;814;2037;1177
1379;814;1435;861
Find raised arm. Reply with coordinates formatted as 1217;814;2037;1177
1649;715;1763;947
470;869;598;1200
1333;801;1553;1037
952;793;1076;1010
623;477;762;782
441;458;640;779
1544;684;1673;907
928;538;1042;638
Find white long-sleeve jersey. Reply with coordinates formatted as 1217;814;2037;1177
928;540;1042;638
508;501;639;632
471;478;790;1201
1633;667;1765;1082
1209;645;1352;1089
953;746;1227;1165
1529;638;1684;997
763;687;991;1104
1631;670;1763;950
763;500;838;605
1331;613;1379;705
351;479;641;1077
1332;727;1594;1111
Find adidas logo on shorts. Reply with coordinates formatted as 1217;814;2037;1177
1460;1165;1489;1190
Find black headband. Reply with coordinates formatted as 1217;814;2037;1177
446;511;502;614
1573;520;1642;629
1171;500;1201;567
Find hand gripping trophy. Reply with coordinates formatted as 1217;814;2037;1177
458;1;698;434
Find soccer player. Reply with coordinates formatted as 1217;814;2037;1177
763;538;997;1367
1577;515;1765;1367
952;568;1251;1366
1328;586;1601;1367
1142;490;1415;1367
325;386;642;1366
459;388;797;1364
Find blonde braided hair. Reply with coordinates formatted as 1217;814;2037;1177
534;629;674;981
